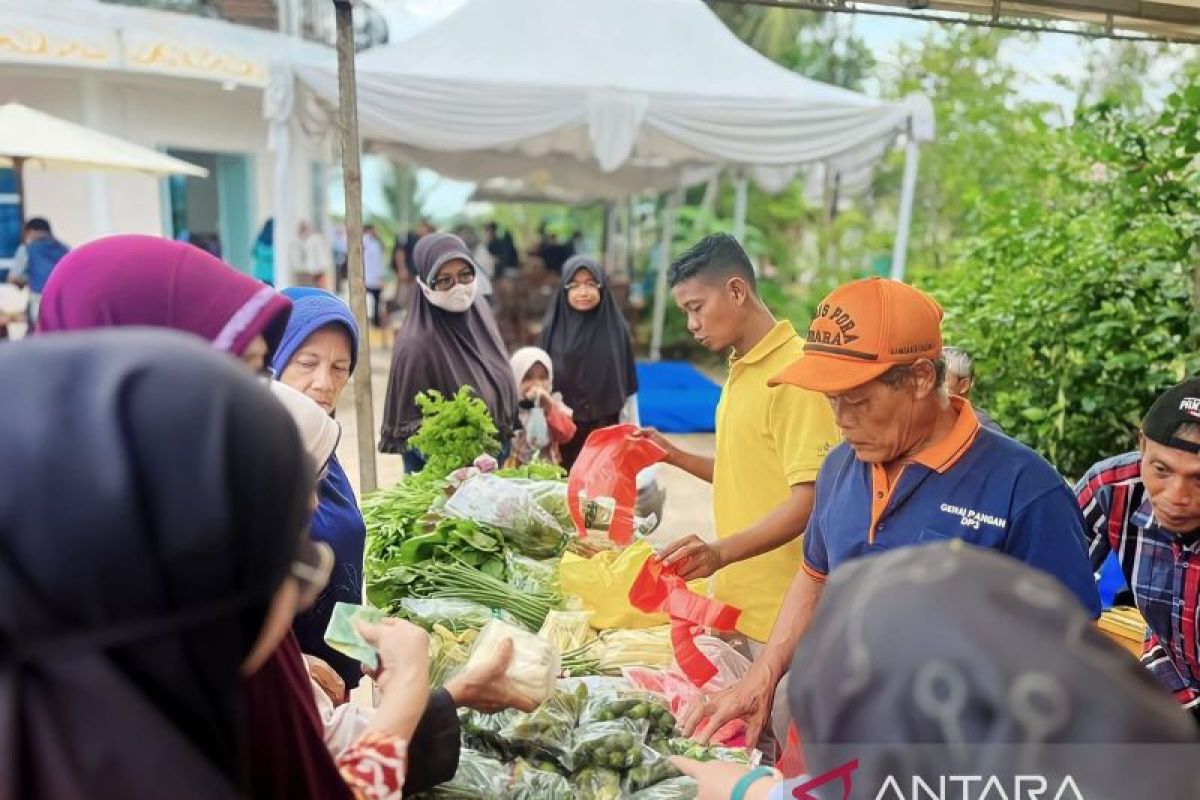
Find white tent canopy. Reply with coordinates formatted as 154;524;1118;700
286;0;934;356
294;0;932;181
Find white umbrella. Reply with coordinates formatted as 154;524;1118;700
0;102;208;222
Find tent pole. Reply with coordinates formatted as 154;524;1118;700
649;189;682;362
732;171;748;245
14;157;26;227
334;0;378;494
891;136;920;282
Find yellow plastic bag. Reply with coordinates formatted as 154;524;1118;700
559;539;669;629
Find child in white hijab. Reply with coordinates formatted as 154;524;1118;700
508;347;577;468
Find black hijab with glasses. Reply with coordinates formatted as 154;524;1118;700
0;329;313;799
541;255;638;424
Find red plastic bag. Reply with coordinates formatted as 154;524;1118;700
628;556;741;687
567;424;666;546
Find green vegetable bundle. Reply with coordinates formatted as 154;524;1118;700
510;758;572;800
445;475;567;559
583;692;676;737
575;767;624;800
626;747;683;793
568;719;649;772
400;598;516;634
500;687;585;766
361;476;446;564
408;387;500;477
374;560;557;630
662;738;753;766
460;708;522;762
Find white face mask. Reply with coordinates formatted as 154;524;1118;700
421;280;477;313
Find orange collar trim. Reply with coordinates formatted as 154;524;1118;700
910;395;981;474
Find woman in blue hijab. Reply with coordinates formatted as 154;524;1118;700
272;287;366;692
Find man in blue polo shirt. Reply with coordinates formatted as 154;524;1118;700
683;277;1100;746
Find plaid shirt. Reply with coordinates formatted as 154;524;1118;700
1076;451;1200;714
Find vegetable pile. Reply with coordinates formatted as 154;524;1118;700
419;683;728;800
363;388;756;799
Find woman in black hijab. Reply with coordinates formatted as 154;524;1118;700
379;232;518;472
0;328;312;800
541;255;638;468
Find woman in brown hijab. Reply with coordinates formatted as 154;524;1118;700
379;233;518;473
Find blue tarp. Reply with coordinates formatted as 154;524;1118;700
636;361;721;433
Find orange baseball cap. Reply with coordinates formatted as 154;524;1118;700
771;277;944;393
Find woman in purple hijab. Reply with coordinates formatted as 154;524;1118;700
38;234;292;373
379;232;518;472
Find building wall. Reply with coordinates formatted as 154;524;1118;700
0;66;329;274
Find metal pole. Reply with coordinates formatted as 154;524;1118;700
649;189;682;362
731;171;749;245
334;0;378;493
891;136;920;282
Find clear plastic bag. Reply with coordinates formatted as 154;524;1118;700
538;609;595;652
401;597;500;633
630;777;699;800
506;551;561;596
445;474;566;558
510;758;572;800
501;685;587;765
425;748;510;798
459;708;521;761
581;691;676;738
464;619;560;705
568;718;650;772
625;746;684;793
596;627;675;670
574;766;625;800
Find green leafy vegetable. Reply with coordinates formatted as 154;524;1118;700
408;387;500;476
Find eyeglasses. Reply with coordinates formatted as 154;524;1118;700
291;540;335;611
566;281;601;292
429;269;477;292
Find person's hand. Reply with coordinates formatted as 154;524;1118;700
358;618;431;740
670;758;779;800
356;618;430;697
655;534;723;580
681;665;776;745
444;636;538;713
633;427;679;465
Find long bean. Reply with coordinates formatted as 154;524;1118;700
406;561;558;630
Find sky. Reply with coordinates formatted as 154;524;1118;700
332;1;1177;221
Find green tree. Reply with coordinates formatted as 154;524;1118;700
922;85;1200;478
877;27;1056;273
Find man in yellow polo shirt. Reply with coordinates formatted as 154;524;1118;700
637;234;839;645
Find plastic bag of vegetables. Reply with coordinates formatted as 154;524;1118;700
423;748;509;798
506;551;561;597
510;758;572;800
581;691;676;737
501;686;585;765
538;609;594;652
401;597;513;633
574;766;625;800
459;708;521;761
625;745;683;792
664;738;757;766
445;474;566;558
567;718;649;772
428;624;478;687
463;619;560;705
630;777;699;800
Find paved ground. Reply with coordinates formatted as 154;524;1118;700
334;343;717;543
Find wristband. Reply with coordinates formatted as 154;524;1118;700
731;766;776;800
